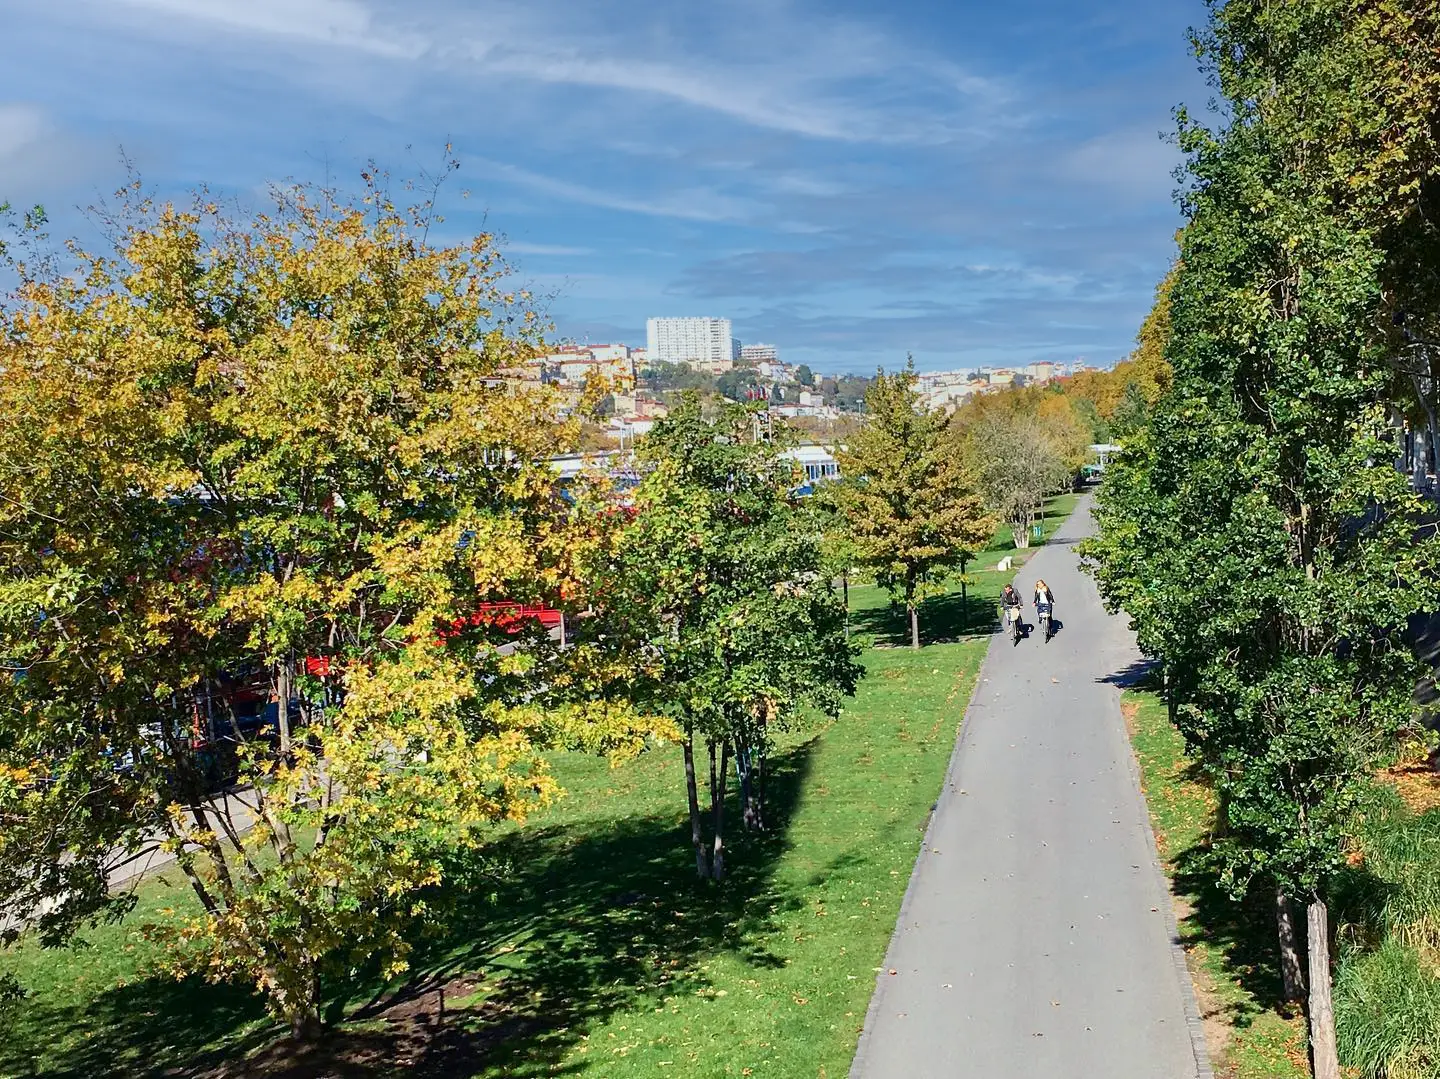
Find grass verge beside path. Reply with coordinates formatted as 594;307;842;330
0;648;986;1079
1124;688;1310;1079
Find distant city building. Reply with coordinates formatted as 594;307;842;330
587;344;631;363
756;360;793;383
646;317;737;373
987;369;1017;386
740;343;779;366
542;346;635;389
1024;361;1061;383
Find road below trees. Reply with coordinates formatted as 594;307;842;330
850;494;1209;1079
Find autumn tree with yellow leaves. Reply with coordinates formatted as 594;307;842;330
0;178;662;1037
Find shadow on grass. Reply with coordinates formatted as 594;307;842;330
7;738;823;1079
1100;656;1297;1030
850;589;1002;648
336;736;821;1078
0;971;269;1079
1170;846;1301;1026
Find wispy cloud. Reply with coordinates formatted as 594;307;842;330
113;0;428;58
15;0;1201;371
503;240;595;257
97;0;1005;144
1065;127;1181;193
0;102;110;201
471;158;757;223
0;104;47;158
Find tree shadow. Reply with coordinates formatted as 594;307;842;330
0;970;270;1078
849;590;1002;647
1098;658;1160;690
1169;845;1298;1022
338;736;822;1078
4;739;821;1079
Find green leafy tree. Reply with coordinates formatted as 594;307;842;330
795;363;814;387
960;409;1072;550
833;362;993;649
1083;5;1440;1073
0;176;660;1037
593;396;862;879
717;367;761;402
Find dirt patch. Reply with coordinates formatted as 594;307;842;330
1121;700;1139;737
1382;759;1440;813
197;975;545;1079
1172;893;1233;1073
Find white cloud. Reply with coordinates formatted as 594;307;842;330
503;241;595;256
94;0;1004;144
113;0;427;58
471;158;757;223
0;104;47;158
0;103;110;202
1065;128;1180;193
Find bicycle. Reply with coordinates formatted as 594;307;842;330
1037;603;1053;643
1002;604;1023;646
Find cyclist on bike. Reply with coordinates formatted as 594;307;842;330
1001;583;1024;641
1034;579;1055;639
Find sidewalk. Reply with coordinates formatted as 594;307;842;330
850;495;1209;1079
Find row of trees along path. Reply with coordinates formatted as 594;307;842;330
1084;3;1440;1077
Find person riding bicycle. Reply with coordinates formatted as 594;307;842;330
1033;579;1055;638
1001;583;1023;634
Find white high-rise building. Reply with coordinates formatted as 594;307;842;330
740;343;778;366
646;317;736;373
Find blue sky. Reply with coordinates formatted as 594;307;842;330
0;0;1209;373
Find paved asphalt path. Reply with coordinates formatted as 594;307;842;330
850;495;1209;1079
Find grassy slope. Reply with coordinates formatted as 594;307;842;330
1124;689;1309;1079
0;493;1079;1079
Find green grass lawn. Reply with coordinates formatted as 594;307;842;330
1;646;987;1079
0;493;1082;1078
1124;689;1309;1079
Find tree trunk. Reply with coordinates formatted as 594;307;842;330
908;604;920;650
272;967;322;1041
754;749;767;831
843;574;850;638
1306;898;1340;1079
960;558;969;633
737;741;755;830
682;733;708;879
712;740;730;881
276;657;293;755
708;738;718;822
1275;887;1306;1002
